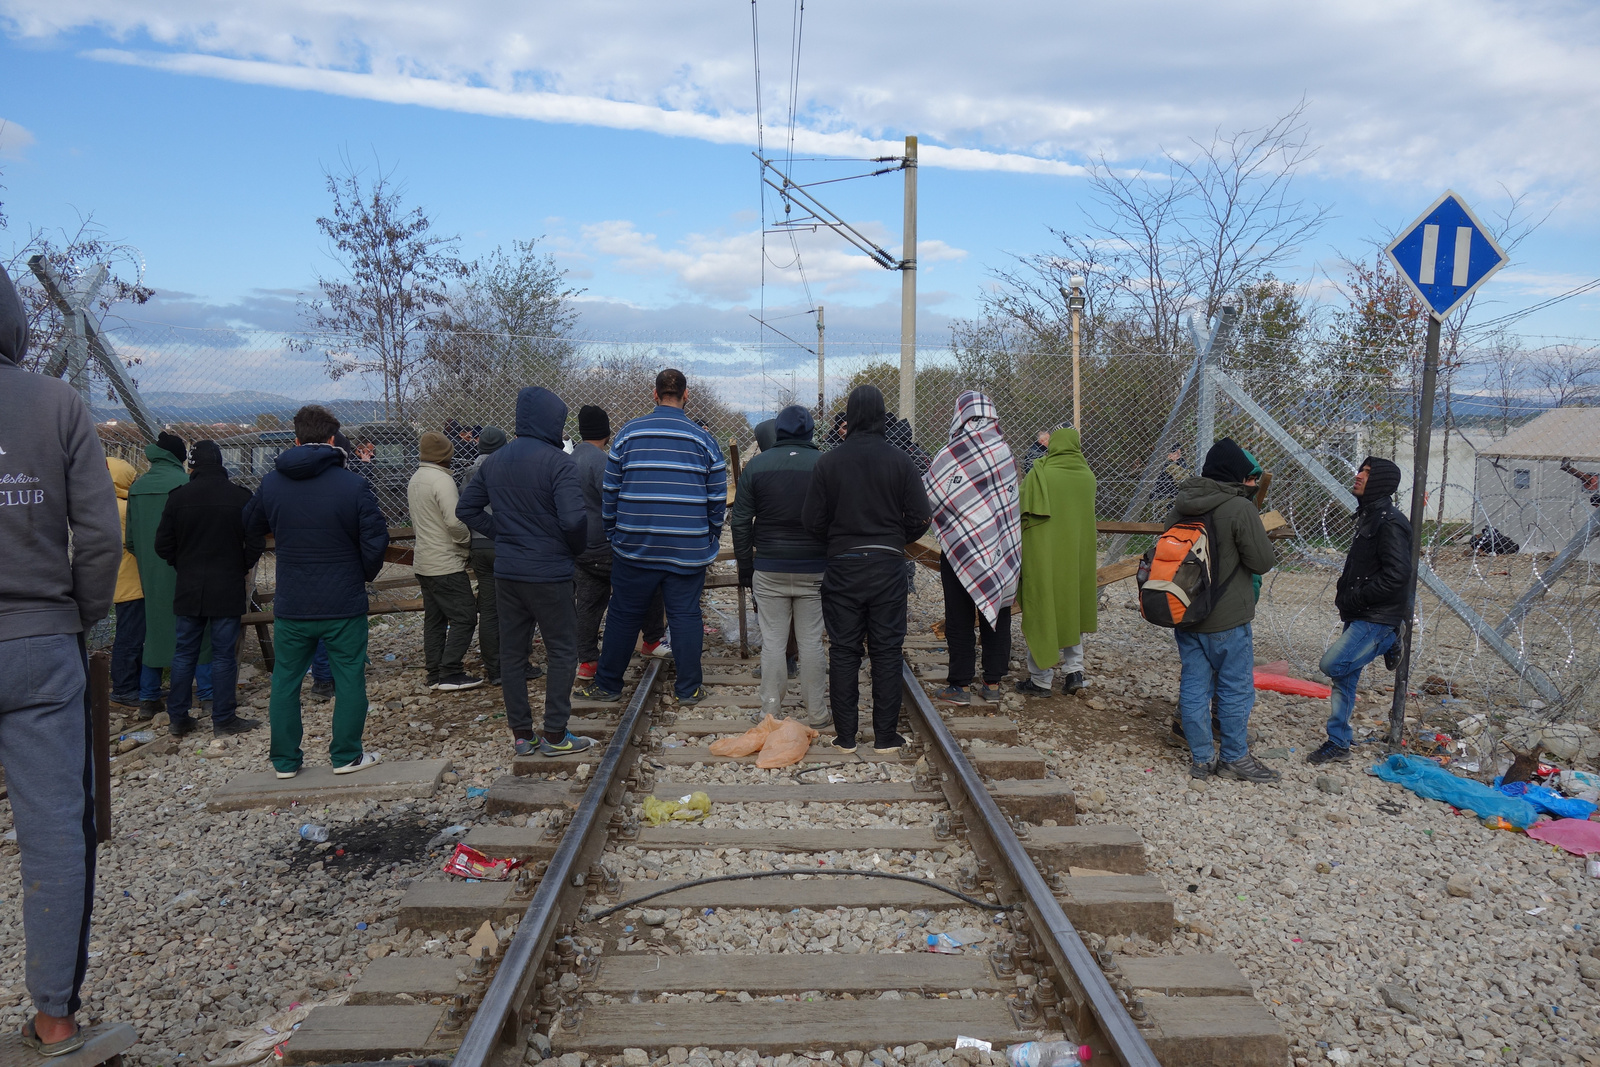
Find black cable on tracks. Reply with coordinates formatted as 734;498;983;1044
583;868;1014;921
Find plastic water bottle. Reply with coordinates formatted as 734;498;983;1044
299;824;330;843
1005;1041;1092;1067
1588;856;1600;879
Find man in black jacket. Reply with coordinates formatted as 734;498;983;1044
802;385;932;754
155;440;265;738
1309;456;1412;764
732;405;829;727
244;405;389;778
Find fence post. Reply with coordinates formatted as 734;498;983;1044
1193;304;1239;462
1493;508;1600;638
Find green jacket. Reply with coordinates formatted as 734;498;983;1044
1162;477;1276;634
126;443;209;668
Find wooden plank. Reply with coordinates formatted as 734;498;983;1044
559;1000;1029;1054
397;880;520;931
281;1005;449;1065
609;878;973;913
1096;557;1141;588
205;759;452;811
589;952;1004;994
512;745;1047;780
1057;875;1174;941
1141;996;1289;1067
1118;953;1255;998
349;956;468;1004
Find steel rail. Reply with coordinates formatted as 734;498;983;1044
451;659;663;1067
900;662;1161;1067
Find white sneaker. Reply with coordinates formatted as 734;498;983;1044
275;767;299;780
333;752;382;775
645;637;673;659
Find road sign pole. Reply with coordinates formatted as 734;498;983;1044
1389;313;1442;750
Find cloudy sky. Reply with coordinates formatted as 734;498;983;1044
2;0;1598;364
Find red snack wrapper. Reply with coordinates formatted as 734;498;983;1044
442;843;524;880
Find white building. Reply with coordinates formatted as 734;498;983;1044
1473;408;1600;558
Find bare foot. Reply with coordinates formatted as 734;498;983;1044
33;1011;77;1044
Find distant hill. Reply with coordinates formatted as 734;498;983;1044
92;391;397;427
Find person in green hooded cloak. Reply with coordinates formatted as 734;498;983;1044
1015;426;1098;696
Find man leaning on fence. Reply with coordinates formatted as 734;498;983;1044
1167;437;1279;784
154;439;265;738
457;386;594;757
410;431;481;692
1309;457;1410;765
0;263;122;1057
244;404;388;778
578;369;727;707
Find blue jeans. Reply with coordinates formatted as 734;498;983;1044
111;599;145;700
1175;623;1256;764
0;634;96;1018
138;662;213;703
309;640;332;685
170;616;240;724
1319;620;1398;749
595;557;705;699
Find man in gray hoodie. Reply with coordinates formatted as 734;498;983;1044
0;264;122;1055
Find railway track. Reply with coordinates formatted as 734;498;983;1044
281;648;1287;1067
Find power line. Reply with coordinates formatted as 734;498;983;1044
1466;277;1600;333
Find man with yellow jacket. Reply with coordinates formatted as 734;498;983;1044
108;458;147;707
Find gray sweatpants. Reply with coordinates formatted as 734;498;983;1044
0;633;96;1018
753;570;827;721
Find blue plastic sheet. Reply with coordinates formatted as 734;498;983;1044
1495;779;1598;821
1371;754;1539;828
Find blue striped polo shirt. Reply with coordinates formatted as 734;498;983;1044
602;405;728;572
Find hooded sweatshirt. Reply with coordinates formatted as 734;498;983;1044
801;385;931;557
108;457;144;603
457;387;587;583
242;443;389;619
1335;456;1412;627
731;405;828;573
0;264;121;642
1162;467;1277;634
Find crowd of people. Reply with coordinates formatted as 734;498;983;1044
0;251;1417;1053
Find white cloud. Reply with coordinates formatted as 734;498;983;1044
0;117;34;156
3;0;1598;194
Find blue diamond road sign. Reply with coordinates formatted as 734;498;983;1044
1385;190;1508;319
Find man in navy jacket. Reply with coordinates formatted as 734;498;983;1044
458;387;594;757
244;405;388;778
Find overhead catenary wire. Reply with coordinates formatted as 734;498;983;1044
1464;277;1600;334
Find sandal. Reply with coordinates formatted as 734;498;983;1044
22;1017;85;1058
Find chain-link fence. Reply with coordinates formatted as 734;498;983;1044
63;315;1600;762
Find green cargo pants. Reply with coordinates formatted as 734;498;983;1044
269;615;370;773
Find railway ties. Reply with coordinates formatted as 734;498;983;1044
284;651;1287;1067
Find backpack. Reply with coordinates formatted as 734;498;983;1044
1136;510;1236;629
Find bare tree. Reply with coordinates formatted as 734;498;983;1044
298;159;467;419
1482;330;1529;435
1529;344;1600;407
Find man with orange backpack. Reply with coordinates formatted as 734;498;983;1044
1160;438;1278;783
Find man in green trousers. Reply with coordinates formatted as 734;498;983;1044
243;405;389;777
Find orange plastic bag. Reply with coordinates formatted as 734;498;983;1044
1252;669;1332;699
708;714;783;757
755;718;821;768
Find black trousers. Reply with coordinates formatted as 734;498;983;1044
418;570;478;683
940;555;1012;687
499;578;577;741
574;555;666;663
821;554;908;748
469;547;500;681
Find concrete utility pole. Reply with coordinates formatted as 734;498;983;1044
899;135;918;432
1067;275;1085;429
816;304;826;418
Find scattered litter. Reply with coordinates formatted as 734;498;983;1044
708;715;782;758
1496;779;1597;821
123;731;155;744
424;824;470;850
1524;819;1600;856
1558;769;1600;802
1371;754;1538;828
467;919;501;959
827;774;847;783
170;888;199;906
755;718;820;768
442;844;524;880
642;792;712;826
955;1037;993;1052
298;824;330;843
1005;1041;1091;1067
355;922;368;931
927;926;990;953
1252;666;1331;699
384;653;396;660
465;787;488;799
207;994;347;1067
1527;907;1547;916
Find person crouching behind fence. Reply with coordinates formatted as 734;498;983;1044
1166;438;1278;784
925;391;1020;707
457;387;595;757
731;405;831;727
244;404;388;778
1308;457;1410;765
410;431;481;692
154;440;265;738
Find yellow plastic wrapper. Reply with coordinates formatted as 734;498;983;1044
642;791;712;826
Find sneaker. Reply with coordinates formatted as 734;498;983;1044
672;686;707;706
213;716;261;737
1384;644;1401;671
1189;758;1216;779
310;679;336;701
936;685;971;706
747;707;767;724
275;766;300;780
527;664;545;681
795;707;833;729
200;698;214;717
136;699;162;722
513;738;537;757
873;734;910;756
1061;672;1086;696
426;678;442;691
435;673;485;692
168;714;197;739
333;752;382;775
574;683;624;703
1215;753;1282;783
972;683;1002;704
829;736;858;754
540;733;599;757
1166;719;1189;748
488;677;502;687
577;661;598;681
1306;740;1353;765
642;637;673;659
1014;679;1053;697
111;693;141;709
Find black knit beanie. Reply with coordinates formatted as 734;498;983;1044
578;405;611;441
1201;437;1253;484
189;440;223;470
157;431;187;464
1360;456;1403;499
478;426;508;454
